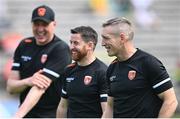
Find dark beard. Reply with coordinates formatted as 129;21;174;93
71;47;87;61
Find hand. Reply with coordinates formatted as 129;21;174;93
29;70;52;89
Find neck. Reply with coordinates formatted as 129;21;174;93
78;53;96;66
117;42;137;62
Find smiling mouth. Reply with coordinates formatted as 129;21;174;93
71;50;78;54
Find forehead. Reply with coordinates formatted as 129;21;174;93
102;26;115;35
70;34;82;40
101;26;116;37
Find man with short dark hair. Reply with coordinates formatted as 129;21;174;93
56;26;108;118
6;5;71;118
101;17;178;118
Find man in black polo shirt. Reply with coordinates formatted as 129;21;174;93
56;26;108;118
101;17;178;118
6;5;71;118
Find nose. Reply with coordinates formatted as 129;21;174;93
37;25;44;31
101;39;105;46
70;43;75;50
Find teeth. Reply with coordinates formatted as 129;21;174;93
71;51;76;54
37;32;45;36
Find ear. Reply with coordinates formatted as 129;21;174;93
87;41;94;50
120;33;126;42
53;21;56;26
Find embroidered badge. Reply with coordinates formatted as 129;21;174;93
128;70;136;80
84;76;92;85
38;7;46;16
41;54;48;64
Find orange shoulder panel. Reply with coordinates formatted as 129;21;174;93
67;63;76;68
24;39;32;43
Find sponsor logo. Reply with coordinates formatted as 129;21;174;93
128;70;136;80
110;75;116;81
21;56;32;62
84;76;92;85
66;77;74;82
41;54;48;64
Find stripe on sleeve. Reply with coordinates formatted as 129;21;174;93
12;63;20;67
153;78;171;89
43;68;60;78
100;94;108;98
62;89;67;95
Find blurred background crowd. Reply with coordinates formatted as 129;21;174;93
0;0;180;117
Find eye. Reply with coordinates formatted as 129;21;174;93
74;41;79;45
33;21;49;27
70;40;79;46
102;36;110;41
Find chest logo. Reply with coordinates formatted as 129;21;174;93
41;54;48;64
84;76;92;85
128;70;136;80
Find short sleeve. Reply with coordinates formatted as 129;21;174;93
144;56;173;94
106;64;114;96
11;41;23;71
97;69;108;102
60;69;68;99
42;44;71;81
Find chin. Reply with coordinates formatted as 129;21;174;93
72;57;78;61
108;53;114;57
37;38;46;42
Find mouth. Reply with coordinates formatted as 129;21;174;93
104;46;111;52
71;50;78;55
35;31;46;39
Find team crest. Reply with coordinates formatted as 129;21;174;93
38;7;46;16
128;70;136;80
41;54;48;64
84;76;92;85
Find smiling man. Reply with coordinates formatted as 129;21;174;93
101;17;178;118
56;26;108;118
6;5;71;118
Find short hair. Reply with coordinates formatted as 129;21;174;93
102;17;134;40
71;26;98;49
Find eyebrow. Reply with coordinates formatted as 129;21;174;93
101;35;110;39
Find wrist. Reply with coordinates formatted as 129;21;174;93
24;77;32;87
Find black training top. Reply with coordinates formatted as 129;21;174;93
61;58;108;118
107;49;173;118
11;35;71;118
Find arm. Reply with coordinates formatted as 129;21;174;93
56;97;68;118
14;72;52;118
102;96;114;118
6;70;32;94
14;86;45;118
7;70;50;94
158;88;178;118
101;102;107;113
